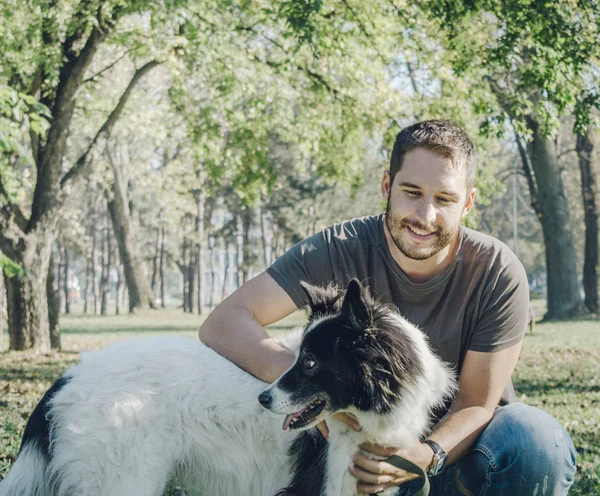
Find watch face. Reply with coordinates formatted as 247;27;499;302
430;452;447;476
436;455;447;474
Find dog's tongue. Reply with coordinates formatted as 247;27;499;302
282;412;301;431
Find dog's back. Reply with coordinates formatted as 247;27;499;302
1;336;295;496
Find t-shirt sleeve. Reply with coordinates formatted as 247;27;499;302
468;256;530;352
266;230;336;308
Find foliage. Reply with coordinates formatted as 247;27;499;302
422;0;600;137
0;254;25;279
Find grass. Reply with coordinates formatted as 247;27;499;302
0;308;599;494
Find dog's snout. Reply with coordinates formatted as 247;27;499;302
258;391;272;409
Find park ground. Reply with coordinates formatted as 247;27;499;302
0;304;599;494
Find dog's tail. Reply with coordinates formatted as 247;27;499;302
0;376;71;496
0;442;50;496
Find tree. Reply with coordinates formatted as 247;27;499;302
106;144;155;312
0;0;182;349
424;0;600;318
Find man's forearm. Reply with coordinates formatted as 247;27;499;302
199;304;295;384
428;404;494;466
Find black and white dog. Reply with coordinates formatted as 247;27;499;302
0;280;455;496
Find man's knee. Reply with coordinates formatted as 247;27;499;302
455;403;576;494
479;403;575;468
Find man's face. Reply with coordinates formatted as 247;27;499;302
383;147;475;261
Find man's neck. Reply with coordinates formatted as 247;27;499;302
383;218;460;283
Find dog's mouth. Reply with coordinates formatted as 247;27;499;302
282;398;327;431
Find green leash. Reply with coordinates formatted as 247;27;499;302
377;454;430;496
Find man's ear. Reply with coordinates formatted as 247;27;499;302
462;188;476;218
340;279;372;327
381;170;391;199
300;281;341;318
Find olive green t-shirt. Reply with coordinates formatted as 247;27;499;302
266;213;530;407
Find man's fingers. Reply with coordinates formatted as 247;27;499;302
353;454;402;476
333;412;362;431
360;442;399;457
349;464;394;485
316;421;329;440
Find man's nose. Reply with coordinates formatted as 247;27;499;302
414;199;437;225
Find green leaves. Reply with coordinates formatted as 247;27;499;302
0;254;25;279
423;0;600;136
0;84;50;163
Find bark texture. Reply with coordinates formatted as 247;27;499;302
525;116;583;319
576;129;599;313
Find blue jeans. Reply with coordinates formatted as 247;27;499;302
397;403;577;496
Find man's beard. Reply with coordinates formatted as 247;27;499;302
385;198;457;261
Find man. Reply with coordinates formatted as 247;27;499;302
199;120;576;495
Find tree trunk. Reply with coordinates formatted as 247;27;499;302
159;225;166;309
207;236;216;309
260;206;269;268
182;238;189;313
116;251;124;316
4;232;54;352
57;244;65;313
0;270;5;338
106;147;155;313
242;209;253;282
47;252;61;350
83;236;92;314
63;246;70;314
100;208;111;315
151;213;163;297
222;240;230;301
236;214;244;288
576;128;599;314
187;241;195;314
195;191;205;315
525;117;584;319
91;224;99;314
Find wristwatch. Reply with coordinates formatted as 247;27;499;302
423;439;448;476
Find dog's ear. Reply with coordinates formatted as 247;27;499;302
341;279;373;328
300;281;342;319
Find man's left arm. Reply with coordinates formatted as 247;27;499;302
350;342;523;493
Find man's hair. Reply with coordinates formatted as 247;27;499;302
389;120;477;190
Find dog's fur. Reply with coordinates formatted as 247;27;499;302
0;280;455;496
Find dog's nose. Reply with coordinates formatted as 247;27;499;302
258;391;272;409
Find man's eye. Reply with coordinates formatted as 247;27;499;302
405;190;420;197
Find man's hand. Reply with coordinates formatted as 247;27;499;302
349;442;433;494
316;412;362;439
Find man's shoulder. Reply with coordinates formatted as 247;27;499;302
461;227;517;263
321;214;385;247
460;227;526;281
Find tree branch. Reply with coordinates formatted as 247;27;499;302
512;123;542;219
340;0;384;60
60;60;162;188
558;147;577;159
83;50;131;84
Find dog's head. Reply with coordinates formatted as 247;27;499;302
258;279;428;432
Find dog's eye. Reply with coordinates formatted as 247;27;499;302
303;358;316;371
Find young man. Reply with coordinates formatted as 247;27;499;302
199;120;576;495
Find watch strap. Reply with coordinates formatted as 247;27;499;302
423;439;447;476
423;439;444;454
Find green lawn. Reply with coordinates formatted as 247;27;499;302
0;309;598;494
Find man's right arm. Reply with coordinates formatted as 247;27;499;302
198;271;300;384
